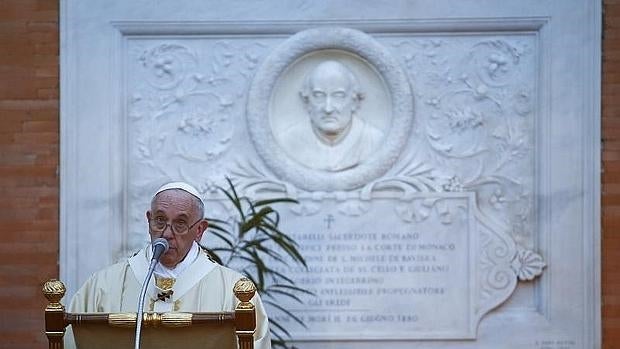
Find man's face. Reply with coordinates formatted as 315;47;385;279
146;190;207;268
306;65;356;137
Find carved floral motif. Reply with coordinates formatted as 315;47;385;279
127;40;273;251
395;197;461;224
511;247;546;281
477;220;518;317
389;38;535;249
139;44;193;89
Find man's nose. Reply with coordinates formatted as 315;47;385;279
161;224;174;238
323;97;335;113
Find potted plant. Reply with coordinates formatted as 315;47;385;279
200;179;310;349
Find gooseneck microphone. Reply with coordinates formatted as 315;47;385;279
134;238;169;349
151;238;169;262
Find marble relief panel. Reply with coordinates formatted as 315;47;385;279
123;28;543;340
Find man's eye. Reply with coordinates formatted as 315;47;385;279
173;221;188;230
155;217;167;223
312;91;326;98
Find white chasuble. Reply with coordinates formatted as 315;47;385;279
67;244;271;349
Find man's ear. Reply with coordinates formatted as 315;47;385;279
352;92;364;112
195;219;209;241
299;91;312;111
146;211;151;221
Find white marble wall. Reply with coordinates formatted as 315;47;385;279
61;1;601;348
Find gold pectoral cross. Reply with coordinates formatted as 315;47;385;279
155;277;176;301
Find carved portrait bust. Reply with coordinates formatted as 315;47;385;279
278;60;385;172
247;27;414;191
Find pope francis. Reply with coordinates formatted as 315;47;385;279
66;182;271;349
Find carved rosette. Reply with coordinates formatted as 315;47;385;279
138;44;193;89
511;247;546;281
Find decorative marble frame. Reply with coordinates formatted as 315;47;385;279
60;0;601;346
247;27;414;191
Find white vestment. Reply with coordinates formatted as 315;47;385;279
279;117;384;172
66;244;271;349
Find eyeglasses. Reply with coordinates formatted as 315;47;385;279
148;216;202;236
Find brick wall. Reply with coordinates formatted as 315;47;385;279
0;0;59;348
0;0;615;348
603;1;620;347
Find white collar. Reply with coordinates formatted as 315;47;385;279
129;242;217;308
153;242;200;279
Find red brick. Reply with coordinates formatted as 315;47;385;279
602;117;620;127
0;186;57;197
0;20;28;33
34;43;58;55
32;110;58;120
33;10;57;20
0;264;57;280
3;232;58;247
0;2;37;20
36;0;58;11
38;194;58;206
13;132;58;144
605;159;620;170
0;84;38;99
33;77;58;89
0;99;58;110
26;21;57;32
37;88;58;99
34;66;58;78
0;251;57;266
27;31;55;42
22;120;56;132
0;165;56;177
604;152;620;161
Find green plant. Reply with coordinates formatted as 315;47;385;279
200;178;310;349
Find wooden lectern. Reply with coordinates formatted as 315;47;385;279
43;278;257;349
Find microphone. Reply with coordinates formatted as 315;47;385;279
135;238;169;349
151;238;169;261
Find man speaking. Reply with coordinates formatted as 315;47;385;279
67;181;271;349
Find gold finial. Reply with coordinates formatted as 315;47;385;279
233;277;256;309
43;279;66;310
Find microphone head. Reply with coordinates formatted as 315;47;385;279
151;238;169;261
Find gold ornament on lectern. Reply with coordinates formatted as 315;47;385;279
233;277;256;309
43;279;66;310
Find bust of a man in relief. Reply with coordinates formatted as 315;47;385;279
279;60;384;172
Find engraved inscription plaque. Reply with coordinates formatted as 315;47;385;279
270;194;477;339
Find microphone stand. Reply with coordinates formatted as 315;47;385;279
134;238;168;349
